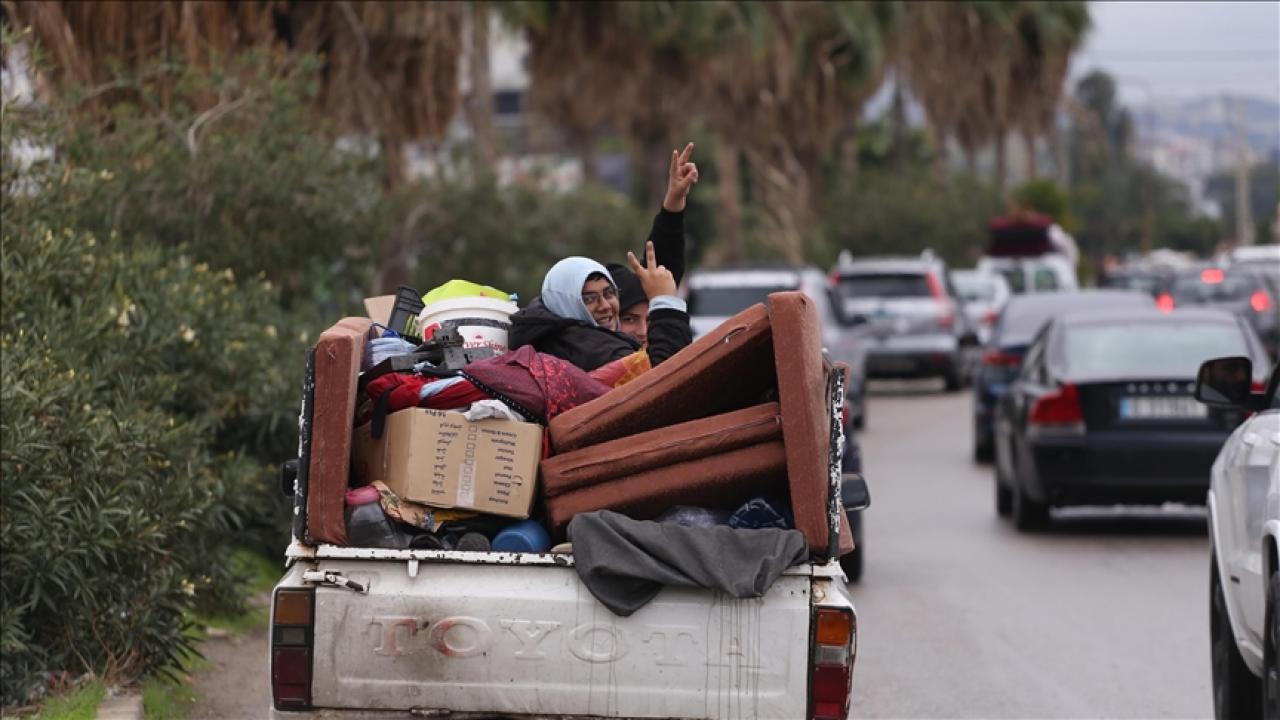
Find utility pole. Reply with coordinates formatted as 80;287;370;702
1233;97;1255;246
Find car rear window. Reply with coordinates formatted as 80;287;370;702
953;275;995;302
1064;322;1249;380
687;285;792;316
837;273;931;299
1171;271;1256;303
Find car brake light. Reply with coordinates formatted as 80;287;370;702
1253;380;1266;393
982;310;998;325
810;607;854;720
982;350;1021;367
1250;290;1272;313
1201;268;1224;284
272;588;314;710
1156;293;1174;313
1029;383;1084;427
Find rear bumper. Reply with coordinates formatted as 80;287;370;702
1026;430;1225;506
865;349;958;378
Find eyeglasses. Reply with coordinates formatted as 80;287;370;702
581;286;617;306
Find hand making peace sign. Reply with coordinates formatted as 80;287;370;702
662;142;699;213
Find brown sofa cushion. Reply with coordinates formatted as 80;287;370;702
548;302;776;453
307;317;374;545
540;403;781;500
766;292;831;555
545;441;788;537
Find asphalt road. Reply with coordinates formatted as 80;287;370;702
846;380;1214;719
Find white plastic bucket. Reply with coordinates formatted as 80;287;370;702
416;296;518;354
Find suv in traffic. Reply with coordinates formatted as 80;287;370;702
831;251;979;391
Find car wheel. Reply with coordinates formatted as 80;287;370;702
943;365;963;392
974;440;994;464
1265;569;1279;720
1012;481;1049;531
1211;555;1262;719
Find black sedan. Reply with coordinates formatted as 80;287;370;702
973;289;1153;462
993;307;1271;530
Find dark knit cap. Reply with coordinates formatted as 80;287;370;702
606;262;647;310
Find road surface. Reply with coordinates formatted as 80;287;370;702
846;380;1213;718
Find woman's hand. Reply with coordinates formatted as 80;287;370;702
662;142;699;212
627;241;678;299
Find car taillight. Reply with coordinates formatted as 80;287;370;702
272;588;314;710
1156;293;1174;313
982;350;1021;367
1250;290;1272;313
1201;268;1224;284
1029;383;1084;428
982;310;998;326
810;607;854;720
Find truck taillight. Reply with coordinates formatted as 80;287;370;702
810;607;854;720
272;588;314;710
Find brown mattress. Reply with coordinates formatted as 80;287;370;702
307;317;375;545
548;302;776;453
545;441;789;537
540;403;782;499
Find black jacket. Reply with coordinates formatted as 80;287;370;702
509;209;693;371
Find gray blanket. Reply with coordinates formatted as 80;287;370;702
568;510;809;617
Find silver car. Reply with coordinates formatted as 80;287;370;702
831;252;980;391
684;265;868;429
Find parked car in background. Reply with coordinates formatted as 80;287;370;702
831;251;979;391
977;254;1079;295
1196;355;1280;719
1163;266;1280;361
993;307;1270;530
685;265;868;429
951;269;1011;345
972;290;1154;462
1097;264;1177;298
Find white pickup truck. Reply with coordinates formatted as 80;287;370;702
268;347;863;720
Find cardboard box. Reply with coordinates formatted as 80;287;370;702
351;409;542;518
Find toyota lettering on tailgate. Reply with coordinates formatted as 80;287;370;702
368;615;762;669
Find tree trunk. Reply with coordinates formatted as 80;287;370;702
964;144;977;178
994;128;1007;193
1023;129;1038;181
716;139;744;264
929;121;949;186
891;78;907;176
1050;121;1069;188
374;135;411;293
580;126;598;184
466;2;497;171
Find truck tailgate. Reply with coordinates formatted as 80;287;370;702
296;557;814;719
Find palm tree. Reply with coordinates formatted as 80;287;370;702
1006;2;1090;180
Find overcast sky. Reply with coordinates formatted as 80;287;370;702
1071;1;1280;106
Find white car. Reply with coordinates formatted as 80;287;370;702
1196;356;1280;718
976;254;1078;295
950;269;1011;345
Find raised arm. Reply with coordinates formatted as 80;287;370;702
644;142;698;286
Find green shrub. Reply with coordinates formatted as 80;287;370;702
0;221;303;703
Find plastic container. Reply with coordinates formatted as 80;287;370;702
416;296;518;355
345;486;410;549
491;520;551;553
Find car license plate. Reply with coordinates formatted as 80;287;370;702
1119;396;1207;419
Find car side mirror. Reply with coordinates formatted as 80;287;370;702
841;473;871;512
1194;356;1257;409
